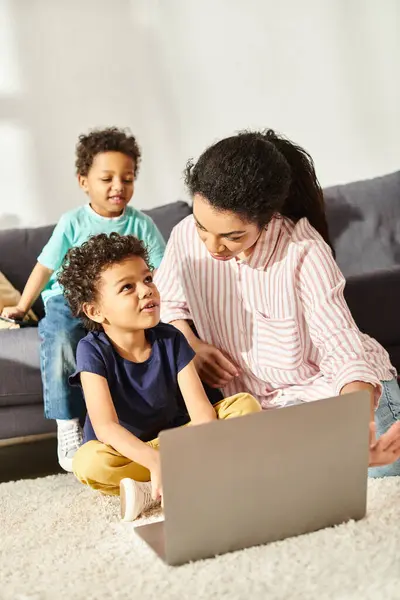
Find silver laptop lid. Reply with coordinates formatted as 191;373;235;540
159;391;370;565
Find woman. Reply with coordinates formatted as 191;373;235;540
155;129;400;476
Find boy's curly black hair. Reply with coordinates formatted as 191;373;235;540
75;127;141;177
58;233;151;332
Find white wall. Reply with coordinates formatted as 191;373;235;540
0;0;399;229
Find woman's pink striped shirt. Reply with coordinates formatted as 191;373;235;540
155;215;395;407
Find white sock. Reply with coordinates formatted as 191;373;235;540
56;418;79;430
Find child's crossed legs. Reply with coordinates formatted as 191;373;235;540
73;393;261;495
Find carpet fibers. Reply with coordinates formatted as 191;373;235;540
1;474;399;600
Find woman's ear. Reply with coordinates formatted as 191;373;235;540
82;302;104;325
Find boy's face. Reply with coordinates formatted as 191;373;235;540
78;152;135;218
85;256;160;331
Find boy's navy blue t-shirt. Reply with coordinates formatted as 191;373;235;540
70;323;198;443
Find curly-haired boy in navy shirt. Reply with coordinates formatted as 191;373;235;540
59;233;260;521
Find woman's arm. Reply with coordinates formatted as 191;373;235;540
295;227;400;467
1;262;53;319
154;229;192;324
170;320;198;347
177;360;217;425
296;231;384;405
155;229;238;386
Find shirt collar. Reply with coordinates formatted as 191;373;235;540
243;216;283;270
84;203;127;222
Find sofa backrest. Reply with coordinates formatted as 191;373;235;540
324;170;400;278
0;225;55;319
1;171;400;319
0;201;192;320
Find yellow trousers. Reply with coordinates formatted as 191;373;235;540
73;393;261;496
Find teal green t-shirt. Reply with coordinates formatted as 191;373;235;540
38;204;166;305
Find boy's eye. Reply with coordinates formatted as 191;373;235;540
225;236;243;242
120;283;133;292
144;275;153;284
194;222;206;232
100;178;133;184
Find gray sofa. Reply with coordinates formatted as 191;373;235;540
1;172;400;440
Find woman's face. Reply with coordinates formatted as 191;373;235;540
192;194;262;261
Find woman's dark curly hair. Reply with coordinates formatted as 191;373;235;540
75;127;141;177
58;233;151;332
185;129;332;249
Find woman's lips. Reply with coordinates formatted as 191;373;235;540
210;253;232;261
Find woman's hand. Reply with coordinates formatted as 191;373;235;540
369;421;400;467
341;380;400;467
192;339;239;388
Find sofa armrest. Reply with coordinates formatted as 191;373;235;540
344;266;400;347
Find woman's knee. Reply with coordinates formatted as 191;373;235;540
375;379;400;437
370;379;400;478
369;459;400;478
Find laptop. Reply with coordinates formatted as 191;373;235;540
135;391;370;566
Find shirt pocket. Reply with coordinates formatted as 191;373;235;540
254;311;303;371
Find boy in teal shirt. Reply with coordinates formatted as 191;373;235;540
1;127;165;471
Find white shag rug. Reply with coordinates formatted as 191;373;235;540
0;474;399;600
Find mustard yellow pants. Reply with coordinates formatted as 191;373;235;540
73;393;261;496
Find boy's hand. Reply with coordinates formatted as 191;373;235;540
369;421;400;467
1;306;26;320
192;340;239;388
149;452;163;502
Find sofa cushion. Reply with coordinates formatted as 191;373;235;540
0;327;42;408
324;171;400;278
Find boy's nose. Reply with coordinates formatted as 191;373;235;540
138;283;152;298
112;180;123;191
